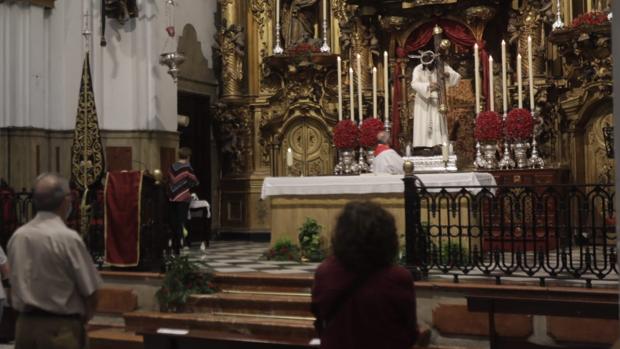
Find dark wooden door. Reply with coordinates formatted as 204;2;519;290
178;92;212;244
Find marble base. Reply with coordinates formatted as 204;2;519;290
403;155;458;173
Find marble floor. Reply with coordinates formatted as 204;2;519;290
183;240;617;286
185;241;319;274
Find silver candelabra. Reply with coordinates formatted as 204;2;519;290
274;23;284;55
320;19;330;53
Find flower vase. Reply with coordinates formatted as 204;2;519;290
512;141;530;168
341;149;359;175
358;148;369;173
480;142;498;169
366;149;375;173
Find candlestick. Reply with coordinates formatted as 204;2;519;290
273;0;283;54
474;43;480;114
501;40;507;115
320;0;330;53
527;36;535;111
356;53;363;125
286;147;293;168
489;55;494;112
349;67;354;121
383;51;389;124
442;142;449;171
372;67;377;118
552;0;565;30
517;54;523;108
337;56;343;121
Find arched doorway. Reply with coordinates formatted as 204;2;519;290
280;117;333;177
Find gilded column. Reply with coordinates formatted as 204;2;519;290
216;0;245;98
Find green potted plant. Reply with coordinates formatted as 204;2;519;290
156;255;217;312
298;218;325;262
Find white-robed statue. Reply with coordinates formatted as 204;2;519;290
373;131;404;175
410;61;461;148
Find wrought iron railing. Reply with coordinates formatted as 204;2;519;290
403;175;616;286
0;177;169;271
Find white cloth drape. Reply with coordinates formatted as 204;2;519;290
261;172;497;199
410;64;461;148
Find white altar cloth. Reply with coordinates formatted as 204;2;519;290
261;172;496;199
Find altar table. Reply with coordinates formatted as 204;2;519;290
262;173;495;245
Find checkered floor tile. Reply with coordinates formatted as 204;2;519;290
183;241;318;274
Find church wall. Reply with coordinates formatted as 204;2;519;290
0;1;220;193
0;0;219;131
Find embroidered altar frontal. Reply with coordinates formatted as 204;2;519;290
262;173;496;244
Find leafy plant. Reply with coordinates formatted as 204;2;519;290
298;218;325;262
433;242;470;266
263;238;302;262
156;255;217;312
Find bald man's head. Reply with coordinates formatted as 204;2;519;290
377;131;391;145
33;173;70;212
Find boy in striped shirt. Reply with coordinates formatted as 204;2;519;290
168;147;199;254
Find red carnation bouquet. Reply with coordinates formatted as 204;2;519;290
287;43;320;56
474;111;503;142
572;11;609;28
333;120;359;149
505;108;534;140
359;118;385;149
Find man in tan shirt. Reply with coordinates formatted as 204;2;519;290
8;173;102;349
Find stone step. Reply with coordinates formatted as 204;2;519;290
213;272;313;293
89;328;143;349
189;291;313;318
124;311;315;340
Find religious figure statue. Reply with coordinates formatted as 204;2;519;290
281;0;318;49
214;20;245;97
373;131;404;175
410;56;461;148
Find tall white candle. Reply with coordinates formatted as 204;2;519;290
276;0;280;31
489;56;494;112
501;40;507;114
337;56;343;121
356;53;363;124
474;43;480;114
286;147;293;167
517;53;523;108
527;36;535;111
442;143;449;162
322;0;327;21
383;51;389;123
372;67;377;118
349;67;354;120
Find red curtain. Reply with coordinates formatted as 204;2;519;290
390;62;402;152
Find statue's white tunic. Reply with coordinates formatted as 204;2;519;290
410;64;461;148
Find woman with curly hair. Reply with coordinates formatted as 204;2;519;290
311;201;419;349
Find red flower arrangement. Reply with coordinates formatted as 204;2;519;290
359;118;385;148
572;11;609;28
287;43;320;56
505;108;534;140
474;111;503;142
333;119;359;149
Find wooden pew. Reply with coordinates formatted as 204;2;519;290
467;295;618;349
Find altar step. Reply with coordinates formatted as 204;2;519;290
189;290;313;317
213;272;313;293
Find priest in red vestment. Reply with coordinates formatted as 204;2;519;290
373;131;404;174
